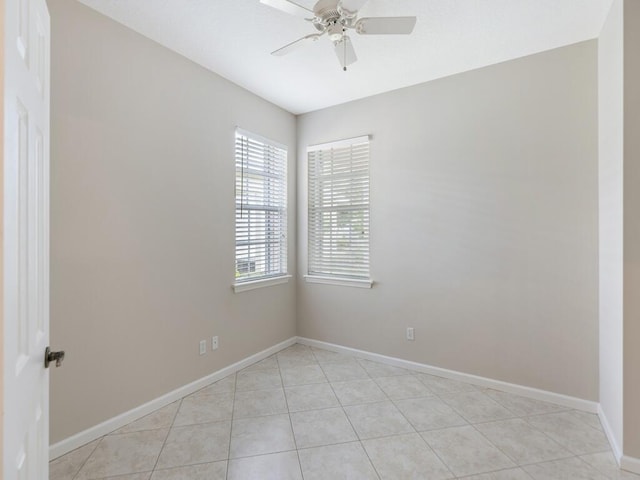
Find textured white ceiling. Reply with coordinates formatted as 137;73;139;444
76;0;612;114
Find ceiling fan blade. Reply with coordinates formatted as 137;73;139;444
334;36;357;70
356;16;417;35
260;0;313;18
338;0;369;18
272;33;322;56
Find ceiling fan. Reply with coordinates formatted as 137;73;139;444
260;0;417;70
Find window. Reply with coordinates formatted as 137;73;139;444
234;129;288;290
307;135;371;287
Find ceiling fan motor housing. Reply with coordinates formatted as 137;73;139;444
312;0;356;40
313;0;341;21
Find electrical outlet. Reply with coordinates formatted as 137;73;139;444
406;327;415;341
211;336;219;351
199;339;207;355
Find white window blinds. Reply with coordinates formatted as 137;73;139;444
235;129;287;283
307;136;370;280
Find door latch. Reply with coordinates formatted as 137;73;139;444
44;347;65;368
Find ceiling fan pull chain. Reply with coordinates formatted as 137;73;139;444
343;38;347;71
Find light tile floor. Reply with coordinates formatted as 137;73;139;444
50;344;640;480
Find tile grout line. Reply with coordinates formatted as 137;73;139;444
382;406;457;479
421;379;580;474
519;414;598;459
455;466;534;479
361;362;458;479
463;411;585;474
330;358;396;479
277;349;306;480
350;357;405;479
148;397;184;477
225;371;238;480
313;352;479;478
578;452;631;478
314;351;383;479
396;373;604;477
519;455;599;476
465;420;529;473
415;376;574;473
520;454;612;477
359;361;604;477
70;435;104;480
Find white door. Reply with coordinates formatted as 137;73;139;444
3;0;51;478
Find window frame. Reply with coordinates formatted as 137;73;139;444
306;135;372;289
233;128;289;292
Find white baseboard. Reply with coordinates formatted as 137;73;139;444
296;337;599;413
621;455;640;474
51;335;612;462
597;404;622;463
49;336;297;460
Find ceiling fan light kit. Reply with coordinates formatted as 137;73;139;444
261;0;417;70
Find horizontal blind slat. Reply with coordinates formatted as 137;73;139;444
307;138;370;280
235;131;288;282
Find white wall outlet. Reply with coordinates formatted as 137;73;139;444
211;336;219;351
199;339;207;355
406;327;415;341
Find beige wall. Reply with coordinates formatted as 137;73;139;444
48;0;297;443
297;41;600;401
46;0;622;454
624;0;640;461
598;0;624;455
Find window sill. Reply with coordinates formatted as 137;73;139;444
304;275;373;289
233;275;292;293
